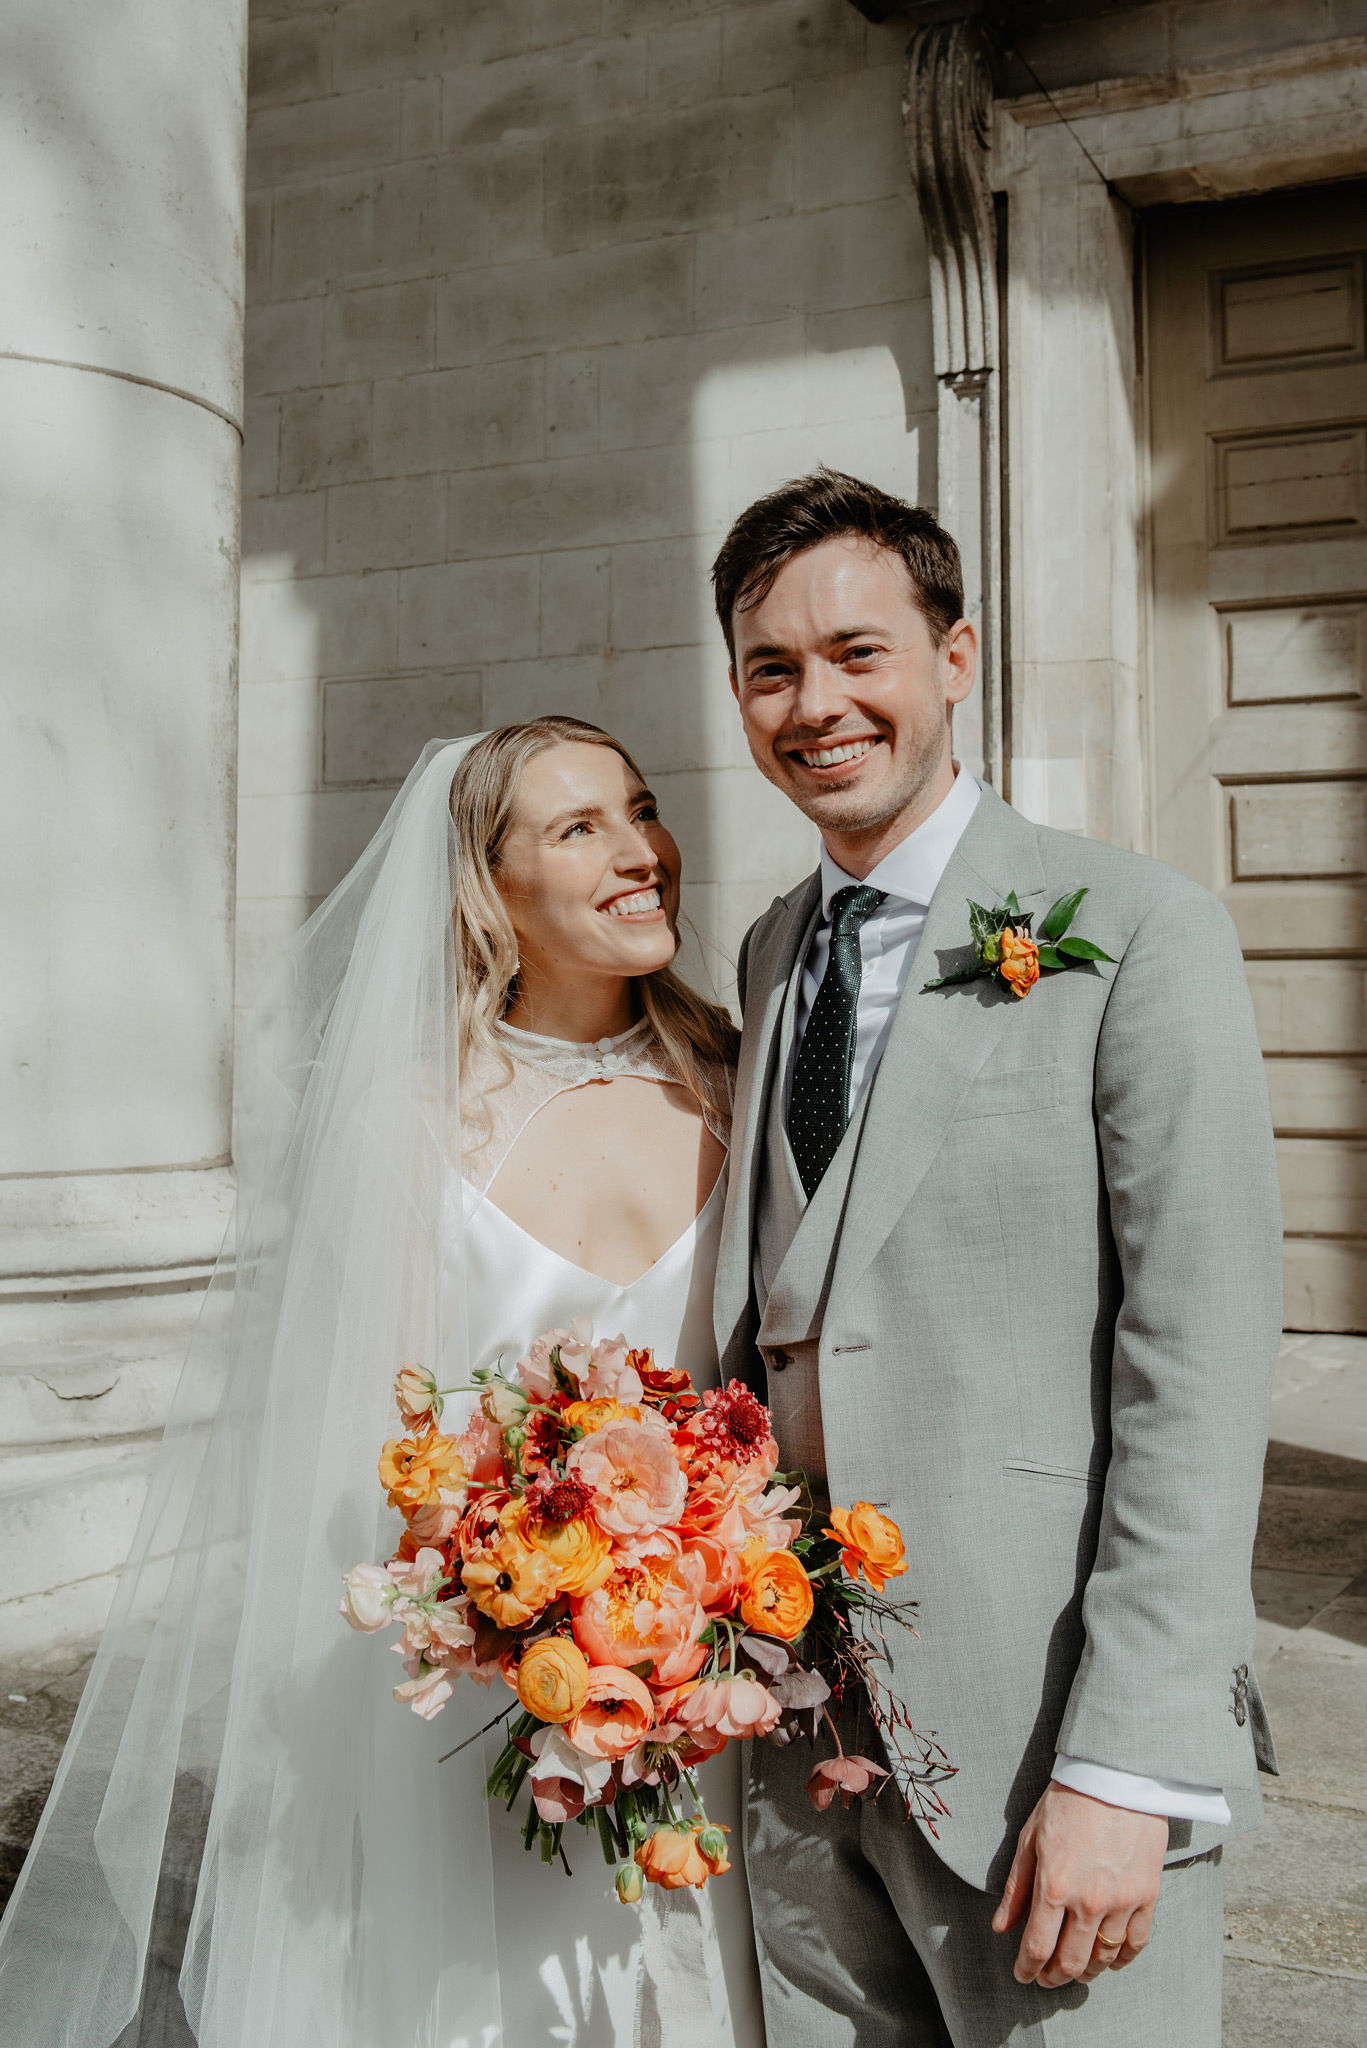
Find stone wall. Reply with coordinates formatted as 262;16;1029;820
239;0;937;1022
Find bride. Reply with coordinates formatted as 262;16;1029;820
0;718;766;2048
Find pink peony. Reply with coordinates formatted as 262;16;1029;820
684;1533;742;1612
572;1548;709;1686
340;1562;394;1632
806;1754;889;1812
676;1674;782;1741
566;1418;687;1538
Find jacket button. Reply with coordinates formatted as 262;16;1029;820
769;1349;792;1372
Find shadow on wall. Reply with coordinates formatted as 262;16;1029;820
237;313;933;1049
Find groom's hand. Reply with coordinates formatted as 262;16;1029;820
992;1783;1168;1988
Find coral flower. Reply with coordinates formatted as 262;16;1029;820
378;1433;467;1512
454;1411;505;1486
512;1498;613;1597
566;1418;687;1538
572;1552;708;1684
675;1673;781;1741
998;924;1040;999
516;1636;591;1725
827;1503;908;1592
685;1533;742;1613
738;1546;814;1640
635;1818;728;1891
406;1497;463;1548
463;1529;559;1628
568;1665;656;1760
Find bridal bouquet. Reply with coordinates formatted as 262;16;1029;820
341;1324;952;1898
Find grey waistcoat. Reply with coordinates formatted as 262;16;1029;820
752;958;871;1487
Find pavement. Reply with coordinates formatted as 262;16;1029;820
2;1335;1365;2042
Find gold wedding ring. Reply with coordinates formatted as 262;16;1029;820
1094;1933;1124;1950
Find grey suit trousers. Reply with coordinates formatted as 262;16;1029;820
745;1710;1223;2048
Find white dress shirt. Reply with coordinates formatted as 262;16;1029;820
792;769;1231;1829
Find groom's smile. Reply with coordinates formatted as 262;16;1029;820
728;533;977;875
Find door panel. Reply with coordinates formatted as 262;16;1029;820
1147;186;1367;1330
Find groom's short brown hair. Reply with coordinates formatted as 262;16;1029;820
711;467;964;663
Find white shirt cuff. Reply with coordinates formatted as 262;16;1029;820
1052;1755;1233;1826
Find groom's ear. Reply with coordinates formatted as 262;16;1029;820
941;617;977;708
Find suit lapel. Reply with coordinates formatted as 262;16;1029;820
830;786;1048;1306
714;876;822;1365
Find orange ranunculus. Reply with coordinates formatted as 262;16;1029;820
567;1665;656;1760
562;1397;641;1435
378;1432;467;1512
635;1819;720;1891
998;924;1040;999
512;1498;613;1598
463;1528;559;1628
827;1502;908;1592
738;1545;814;1639
516;1636;591;1725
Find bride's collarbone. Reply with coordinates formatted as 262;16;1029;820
487;1078;724;1279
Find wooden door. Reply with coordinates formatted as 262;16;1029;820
1146;185;1367;1331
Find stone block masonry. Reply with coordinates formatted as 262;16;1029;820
239;0;939;1037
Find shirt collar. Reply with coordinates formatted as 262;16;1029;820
818;766;981;917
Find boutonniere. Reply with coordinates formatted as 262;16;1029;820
922;889;1115;1001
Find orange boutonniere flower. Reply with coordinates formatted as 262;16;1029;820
827;1502;908;1592
923;888;1115;1000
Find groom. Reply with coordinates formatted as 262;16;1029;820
711;469;1281;2044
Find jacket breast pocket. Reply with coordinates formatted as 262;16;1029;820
955;1062;1062;1121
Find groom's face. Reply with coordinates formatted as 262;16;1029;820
729;537;975;861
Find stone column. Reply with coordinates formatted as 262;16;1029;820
903;18;1004;790
0;0;246;1662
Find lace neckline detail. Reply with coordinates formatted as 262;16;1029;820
494;1015;654;1080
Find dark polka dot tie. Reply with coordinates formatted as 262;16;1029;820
787;883;887;1198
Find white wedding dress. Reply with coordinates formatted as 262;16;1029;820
449;1020;766;2048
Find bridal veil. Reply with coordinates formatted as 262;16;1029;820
0;737;504;2047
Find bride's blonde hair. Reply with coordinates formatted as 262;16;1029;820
449;717;740;1108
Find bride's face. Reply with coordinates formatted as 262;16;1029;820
494;741;682;991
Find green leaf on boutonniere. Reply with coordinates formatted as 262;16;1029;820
1041;887;1088;941
1057;935;1116;963
1035;944;1066;971
967;899;995;945
921;967;983;991
1004;890;1021;915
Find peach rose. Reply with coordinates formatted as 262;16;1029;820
394;1364;440;1433
999;924;1040;999
566;1418;687;1538
738;1546;814;1639
568;1665;656;1760
339;1562;394;1632
513;1498;613;1598
378;1432;467;1512
675;1673;781;1741
516;1636;591;1725
827;1502;908;1592
684;1533;742;1613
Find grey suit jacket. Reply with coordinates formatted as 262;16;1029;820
715;784;1282;1892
